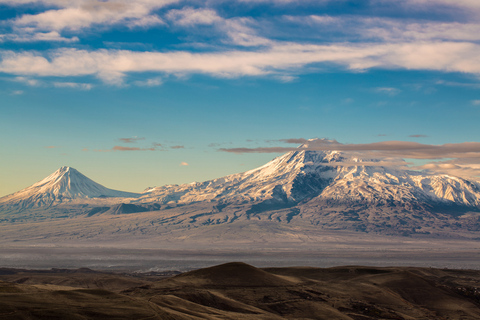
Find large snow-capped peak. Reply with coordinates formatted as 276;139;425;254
139;143;480;210
0;166;140;210
139;146;397;205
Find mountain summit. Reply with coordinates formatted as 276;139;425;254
0;166;139;212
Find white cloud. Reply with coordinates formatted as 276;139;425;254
223;18;271;46
53;82;93;90
13;76;42;86
7;0;178;32
2;2;480;84
134;77;163;87
166;7;221;26
416;161;480;181
375;87;401;95
405;0;480;11
126;15;164;28
292;15;480;43
4;31;79;43
472;100;480;105
167;7;270;47
237;0;321;3
1;41;480;84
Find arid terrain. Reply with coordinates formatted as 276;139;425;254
1;262;480;319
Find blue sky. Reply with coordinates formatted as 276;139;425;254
1;0;480;196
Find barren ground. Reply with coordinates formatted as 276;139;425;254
1;262;480;319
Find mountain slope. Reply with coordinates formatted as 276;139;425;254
0;166;140;212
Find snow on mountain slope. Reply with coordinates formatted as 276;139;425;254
311;164;480;208
0;166;140;211
137;140;480;211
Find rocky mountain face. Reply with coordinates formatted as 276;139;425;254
1;145;480;237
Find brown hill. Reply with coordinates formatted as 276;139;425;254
167;262;297;287
1;263;480;319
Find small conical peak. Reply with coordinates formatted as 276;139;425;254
48;166;81;181
0;165;141;206
56;166;77;173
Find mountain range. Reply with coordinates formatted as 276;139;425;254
1;139;480;240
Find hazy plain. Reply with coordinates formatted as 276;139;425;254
1;242;479;272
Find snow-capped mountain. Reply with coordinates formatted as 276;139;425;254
138;146;480;211
0;166;139;212
123;139;479;235
1;141;479;237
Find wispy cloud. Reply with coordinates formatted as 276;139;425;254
119;137;146;143
409;134;428;138
2;31;79;43
53;82;93;90
44;145;60;149
180;161;189;166
286;15;480;43
404;0;480;12
166;7;221;26
112;146;155;151
92;141;186;152
8;0;178;32
208;143;221;148
219;139;480;160
134;77;163;87
94;140;157;152
414;161;480;181
13;76;41;86
167;7;270;47
97;145;153;152
220;138;480;179
267;138;308;144
375;87;401;96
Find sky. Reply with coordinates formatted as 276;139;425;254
1;0;480;196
